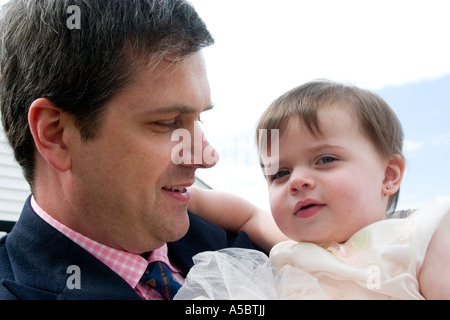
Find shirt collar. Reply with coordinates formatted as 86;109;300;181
30;195;179;289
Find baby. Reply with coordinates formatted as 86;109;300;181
178;80;450;299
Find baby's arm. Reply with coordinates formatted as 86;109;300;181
188;186;288;252
419;212;450;299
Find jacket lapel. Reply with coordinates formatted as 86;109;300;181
2;196;141;300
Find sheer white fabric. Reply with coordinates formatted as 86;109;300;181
174;248;278;299
175;197;450;300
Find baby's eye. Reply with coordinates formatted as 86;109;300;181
317;156;337;165
271;170;290;181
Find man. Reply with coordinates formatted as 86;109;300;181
0;0;260;299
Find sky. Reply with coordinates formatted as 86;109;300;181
0;0;448;213
188;0;450;211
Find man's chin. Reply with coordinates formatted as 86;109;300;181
167;211;191;242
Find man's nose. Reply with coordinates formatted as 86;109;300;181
171;121;219;168
191;128;219;168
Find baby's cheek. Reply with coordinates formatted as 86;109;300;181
270;199;288;230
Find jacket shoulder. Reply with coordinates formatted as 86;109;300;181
0;197;141;300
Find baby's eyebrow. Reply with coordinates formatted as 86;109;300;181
308;144;344;153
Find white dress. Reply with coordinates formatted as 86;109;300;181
174;197;450;300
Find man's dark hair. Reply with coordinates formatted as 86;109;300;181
0;0;214;188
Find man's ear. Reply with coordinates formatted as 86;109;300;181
28;98;72;172
383;154;406;196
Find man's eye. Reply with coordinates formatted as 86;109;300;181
158;123;177;128
154;121;178;129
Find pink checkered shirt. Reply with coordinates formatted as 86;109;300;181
31;196;184;300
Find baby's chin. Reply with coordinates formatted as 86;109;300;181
291;233;352;246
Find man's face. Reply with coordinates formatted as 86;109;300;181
68;52;217;253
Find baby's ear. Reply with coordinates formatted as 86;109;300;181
383;154;405;195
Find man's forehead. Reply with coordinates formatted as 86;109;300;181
108;51;211;114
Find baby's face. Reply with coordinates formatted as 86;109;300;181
264;106;389;244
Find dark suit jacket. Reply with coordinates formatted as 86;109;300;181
0;195;263;300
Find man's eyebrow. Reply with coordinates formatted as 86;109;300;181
148;103;215;114
202;103;215;112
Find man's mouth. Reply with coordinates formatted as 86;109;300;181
162;186;188;193
162;185;192;203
